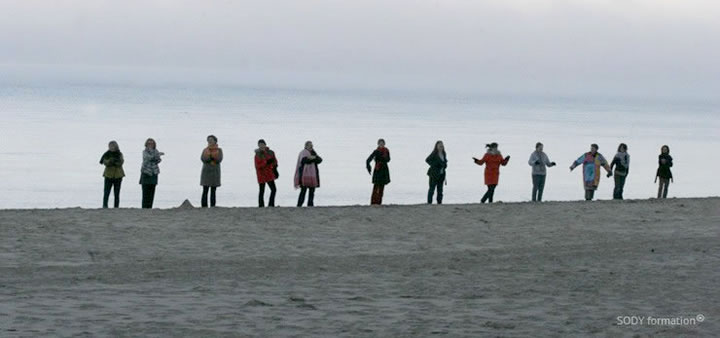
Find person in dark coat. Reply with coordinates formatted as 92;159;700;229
610;143;630;200
294;141;322;207
366;139;391;205
473;142;510;203
200;135;223;207
425;140;447;204
254;139;278;207
655;145;673;199
139;138;164;208
100;140;125;208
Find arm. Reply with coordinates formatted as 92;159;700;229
610;157;618;171
366;151;376;173
528;153;538;166
216;149;223;163
570;154;584;170
501;155;510;166
544;153;555;167
473;155;486;166
314;155;322;164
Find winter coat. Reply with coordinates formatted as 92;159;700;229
139;148;162;184
426;151;448;181
255;148;278;184
474;151;509;186
528;150;554;176
571;152;609;191
294;149;322;188
200;146;223;187
610;151;630;177
366;147;391;185
100;151;125;179
657;154;673;179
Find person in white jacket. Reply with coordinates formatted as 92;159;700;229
528;142;556;202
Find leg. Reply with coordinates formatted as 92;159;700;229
113;179;122;208
585;189;592;201
436;177;444;204
531;175;539;202
377;184;385;205
481;186;491;203
210;187;217;207
427;178;436;204
103;178;112;208
258;183;266;207
536;175;546;202
148;184;156;208
202;186;209;207
618;175;626;200
297;187;307;207
662;178;670;198
142;184;150;208
308;187;315;206
488;184;496;203
268;181;277;207
371;184;382;205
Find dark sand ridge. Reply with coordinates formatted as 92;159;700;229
1;198;718;336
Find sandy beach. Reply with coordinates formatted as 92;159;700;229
1;197;718;337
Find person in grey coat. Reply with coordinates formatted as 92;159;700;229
139;138;164;208
527;142;556;202
200;135;223;207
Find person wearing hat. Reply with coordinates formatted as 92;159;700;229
570;143;612;201
473;142;510;203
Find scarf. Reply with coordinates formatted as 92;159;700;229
294;149;319;188
203;145;220;165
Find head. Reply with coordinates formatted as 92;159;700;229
145;138;156;150
535;142;544;152
661;145;670;154
207;135;218;146
377;138;386;147
486;142;499;152
108;141;119;152
304;140;313;150
590;143;599;154
617;143;627;152
257;139;267;151
434;140;445;153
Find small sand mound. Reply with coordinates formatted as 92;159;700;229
178;199;194;209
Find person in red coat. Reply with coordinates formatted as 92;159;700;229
473;142;510;203
254;139;278;207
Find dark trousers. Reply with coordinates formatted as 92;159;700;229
201;186;217;207
585;189;595;201
613;174;627;200
142;184;157;209
371;184;385;205
657;178;670;199
428;176;444;204
103;178;122;208
481;184;497;203
259;181;277;207
297;186;315;207
531;175;546;202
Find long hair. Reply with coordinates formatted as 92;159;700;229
108;140;120;152
617;143;627;152
145;138;156;149
661;145;670;154
431;140;446;157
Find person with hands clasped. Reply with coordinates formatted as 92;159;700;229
200;135;223;207
655;145;673;199
139;138;164;209
255;139;278;207
473;142;510;203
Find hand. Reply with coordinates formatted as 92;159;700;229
569;166;574;171
366;165;372;174
607;172;613;177
472;157;478;161
654;177;658;183
308;155;316;160
550;162;556;166
159;152;165;156
534;161;541;165
505;156;511;160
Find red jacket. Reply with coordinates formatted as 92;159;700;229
254;149;278;184
474;152;509;185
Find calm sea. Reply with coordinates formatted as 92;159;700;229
1;85;717;209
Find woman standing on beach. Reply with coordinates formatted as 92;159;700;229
294;141;322;207
100;140;125;208
527;142;556;202
200;135;223;208
570;144;612;201
610;143;630;200
255;139;278;207
473;142;510;203
426;140;447;204
655;145;673;199
366;138;391;205
139;138;164;208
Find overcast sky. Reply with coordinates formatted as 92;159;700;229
1;0;718;97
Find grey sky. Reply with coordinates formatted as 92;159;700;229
1;0;718;97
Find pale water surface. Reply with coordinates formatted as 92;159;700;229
1;85;718;209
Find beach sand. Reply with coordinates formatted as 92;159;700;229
1;198;718;337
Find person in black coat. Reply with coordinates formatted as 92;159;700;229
655;145;673;199
425;140;447;204
366;138;391;205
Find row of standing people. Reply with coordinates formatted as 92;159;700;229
99;137;675;208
